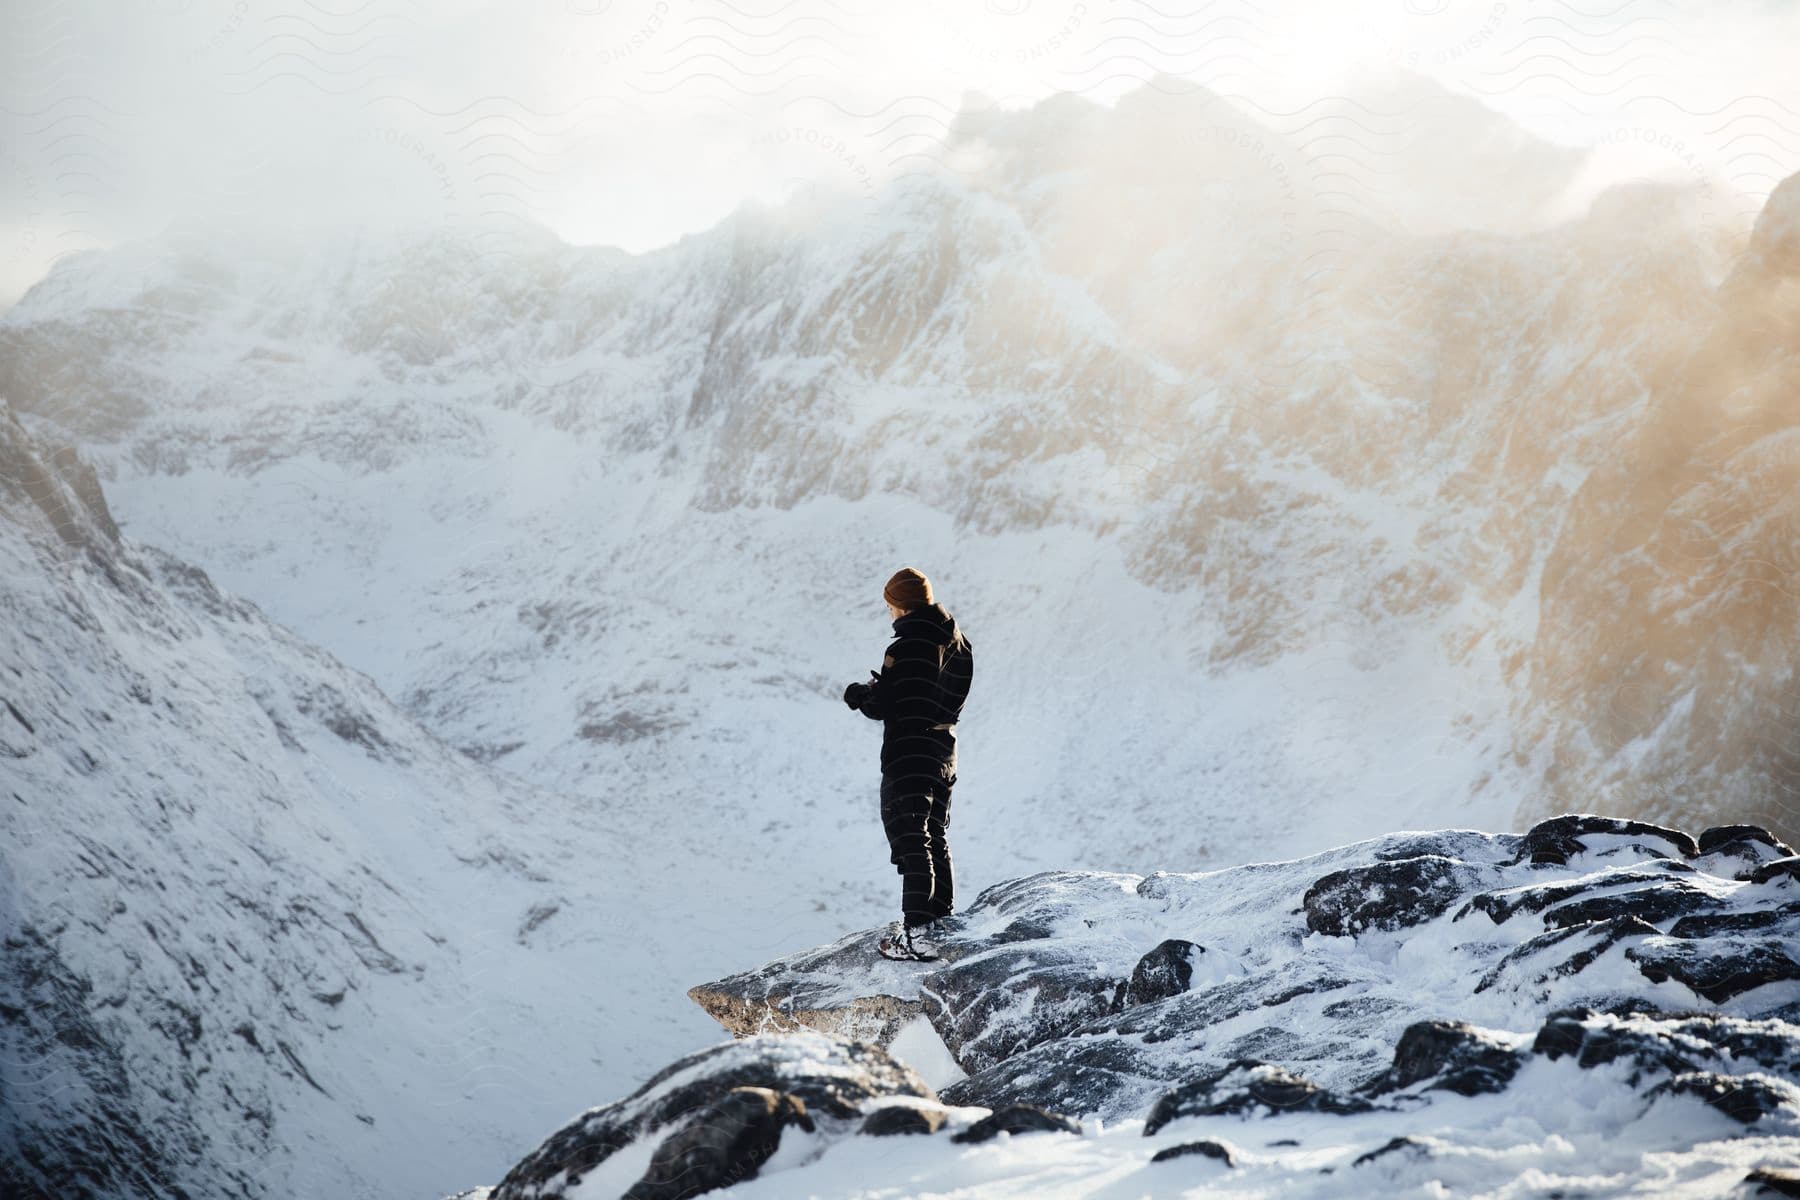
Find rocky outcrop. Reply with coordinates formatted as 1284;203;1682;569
490;1033;933;1200
689;816;1800;1126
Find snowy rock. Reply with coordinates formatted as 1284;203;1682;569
856;1100;948;1137
1303;855;1502;936
1648;1072;1800;1125
1511;814;1701;865
694;820;1800;1129
1149;1138;1237;1166
1143;1061;1376;1131
1122;939;1206;1007
949;1103;1082;1143
489;1033;931;1200
1531;1006;1800;1084
685;928;937;1047
1360;1020;1526;1098
619;1087;813;1200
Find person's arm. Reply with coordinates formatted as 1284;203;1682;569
858;633;937;721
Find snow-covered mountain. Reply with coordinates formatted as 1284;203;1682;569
1;74;1788;865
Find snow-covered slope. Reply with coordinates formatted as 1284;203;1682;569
461;815;1800;1198
0;405;789;1196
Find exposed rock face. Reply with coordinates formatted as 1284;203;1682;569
689;817;1800;1125
490;1033;932;1200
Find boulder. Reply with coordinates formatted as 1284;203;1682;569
1304;856;1501;937
1750;857;1800;886
621;1088;812;1200
1627;939;1800;1003
1121;939;1205;1008
1512;815;1700;866
1531;1007;1800;1084
1454;861;1694;927
1648;1071;1800;1124
950;1103;1082;1143
1745;1165;1800;1196
1151;1138;1236;1165
857;1101;948;1137
490;1033;932;1199
1360;1020;1526;1098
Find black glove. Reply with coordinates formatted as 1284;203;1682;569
844;681;870;710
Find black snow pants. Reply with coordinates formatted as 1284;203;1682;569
880;770;955;927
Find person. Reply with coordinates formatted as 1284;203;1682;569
843;567;973;961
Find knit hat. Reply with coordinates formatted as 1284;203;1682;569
884;567;934;611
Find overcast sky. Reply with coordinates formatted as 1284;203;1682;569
4;0;1799;306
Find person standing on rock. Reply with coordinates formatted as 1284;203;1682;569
843;567;974;962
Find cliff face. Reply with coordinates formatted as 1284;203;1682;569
1524;173;1800;841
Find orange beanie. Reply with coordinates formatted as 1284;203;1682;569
884;567;933;611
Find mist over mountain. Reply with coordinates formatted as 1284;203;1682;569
3;73;1787;856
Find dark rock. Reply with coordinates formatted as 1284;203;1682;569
1627;939;1800;1003
1514;815;1699;866
1749;857;1800;885
857;1103;946;1137
622;1087;812;1200
491;1034;932;1199
1151;1139;1236;1165
1455;862;1690;926
1697;825;1793;857
950;1103;1082;1143
1121;940;1203;1008
1531;1012;1697;1081
1475;916;1660;996
1361;1020;1525;1097
1648;1071;1800;1124
1531;1008;1800;1084
1144;1061;1375;1133
1670;906;1800;938
1541;881;1720;931
1353;1136;1430;1168
1746;1165;1800;1196
1304;856;1501;937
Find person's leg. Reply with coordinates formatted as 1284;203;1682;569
925;776;954;919
880;773;936;926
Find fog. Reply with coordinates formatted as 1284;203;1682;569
6;0;1800;306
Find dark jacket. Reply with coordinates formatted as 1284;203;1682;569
854;602;965;780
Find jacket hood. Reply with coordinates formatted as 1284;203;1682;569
893;602;956;646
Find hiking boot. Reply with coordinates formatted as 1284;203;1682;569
877;920;941;962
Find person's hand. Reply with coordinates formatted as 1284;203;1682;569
844;681;870;710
